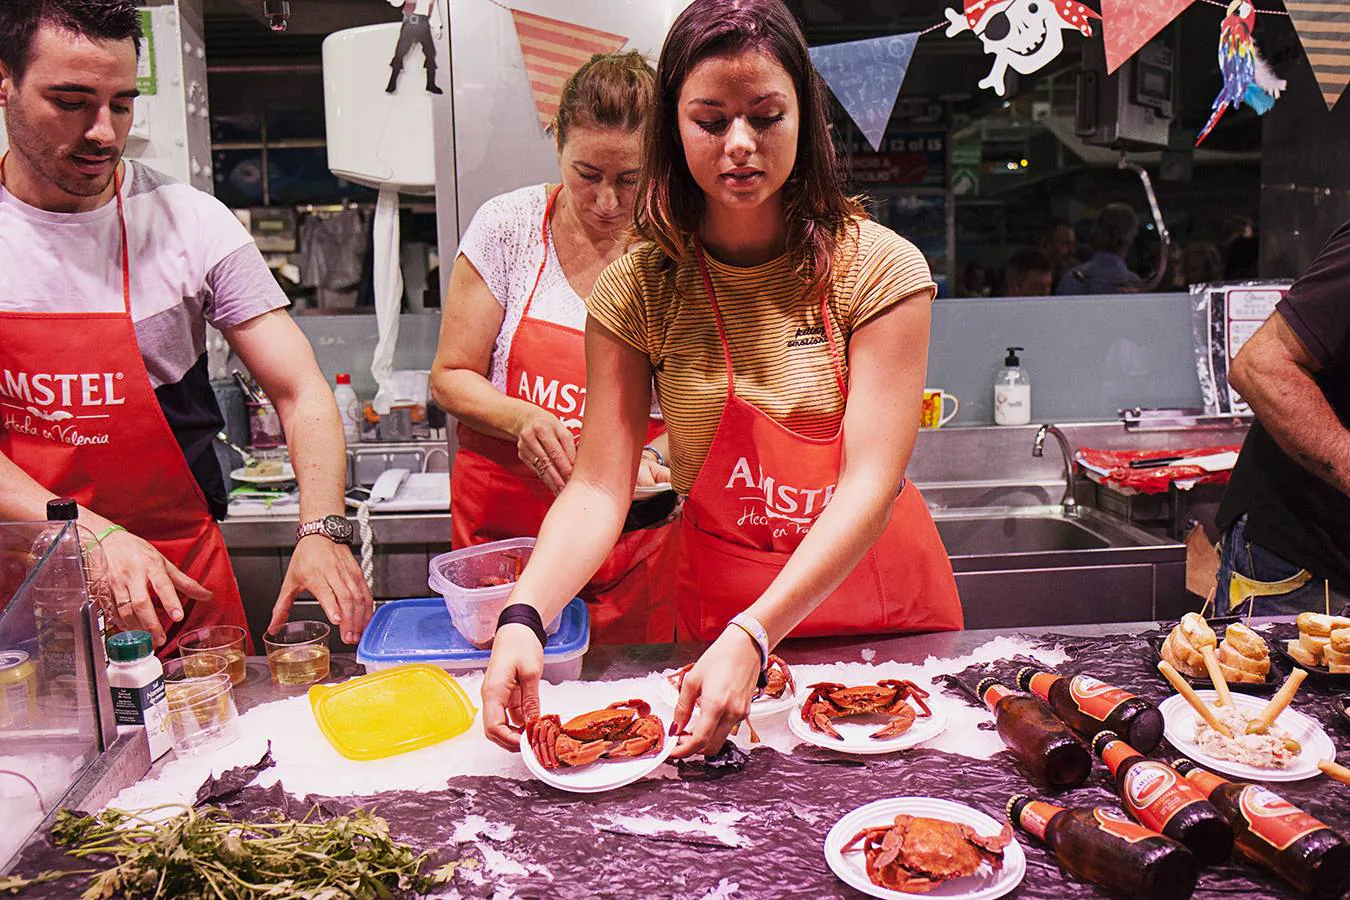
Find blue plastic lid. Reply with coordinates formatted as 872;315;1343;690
357;596;589;668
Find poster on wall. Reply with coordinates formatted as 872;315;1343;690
842;132;946;188
1191;281;1290;415
137;8;157;95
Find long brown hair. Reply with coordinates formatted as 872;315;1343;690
634;0;863;288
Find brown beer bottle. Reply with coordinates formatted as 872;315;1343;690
1017;666;1163;753
1008;794;1198;900
1091;731;1234;866
976;677;1091;789
1173;760;1350;898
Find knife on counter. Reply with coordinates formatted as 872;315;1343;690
1127;451;1239;471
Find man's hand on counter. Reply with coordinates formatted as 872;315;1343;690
270;536;373;644
101;529;213;647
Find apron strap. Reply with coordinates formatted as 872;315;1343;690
692;239;849;401
518;184;564;323
1;153;131;316
692;239;737;400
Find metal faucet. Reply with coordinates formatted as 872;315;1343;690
1033;424;1079;516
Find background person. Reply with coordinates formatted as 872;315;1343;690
430;52;678;645
1001;248;1053;297
1058;203;1143;295
479;0;961;760
0;0;371;652
1214;219;1350;616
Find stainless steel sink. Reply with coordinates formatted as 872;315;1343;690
925;508;1187;629
936;514;1110;554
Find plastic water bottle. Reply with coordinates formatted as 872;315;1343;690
334;373;361;444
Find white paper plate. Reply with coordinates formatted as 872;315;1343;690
230;463;295;484
632;482;673;499
657;673;797;719
519;711;676;794
1160;691;1334;782
789;695;947;754
825;797;1025;900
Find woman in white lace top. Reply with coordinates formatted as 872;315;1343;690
430;51;679;645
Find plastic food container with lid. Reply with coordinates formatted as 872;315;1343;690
358;596;589;683
427;537;563;646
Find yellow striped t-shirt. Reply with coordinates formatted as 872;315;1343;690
586;218;936;494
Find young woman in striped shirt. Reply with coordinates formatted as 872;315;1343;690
482;0;962;759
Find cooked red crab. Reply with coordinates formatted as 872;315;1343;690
525;700;664;769
801;679;932;740
668;654;796;701
843;815;1013;894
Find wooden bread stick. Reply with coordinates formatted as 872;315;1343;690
1200;645;1233;707
1246;668;1307;735
1157;660;1233;738
1318;759;1350;786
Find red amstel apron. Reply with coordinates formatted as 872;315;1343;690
674;243;963;640
0;161;249;656
450;186;677;644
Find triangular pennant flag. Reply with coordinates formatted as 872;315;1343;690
1101;0;1194;74
1284;0;1350;109
509;8;628;131
810;33;919;151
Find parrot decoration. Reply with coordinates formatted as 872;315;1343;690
1195;0;1286;146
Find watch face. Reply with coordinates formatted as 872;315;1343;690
322;515;354;543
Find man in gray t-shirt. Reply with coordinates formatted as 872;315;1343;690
0;0;372;650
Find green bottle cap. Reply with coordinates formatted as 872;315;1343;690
106;631;153;662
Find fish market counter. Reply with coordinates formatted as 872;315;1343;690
11;619;1350;899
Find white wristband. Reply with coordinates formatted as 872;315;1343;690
728;612;769;667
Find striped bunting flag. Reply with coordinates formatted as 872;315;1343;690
509;8;628;131
1283;0;1350;109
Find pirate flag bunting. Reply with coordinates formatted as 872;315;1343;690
944;0;1100;96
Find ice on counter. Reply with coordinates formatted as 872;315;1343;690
104;635;1065;815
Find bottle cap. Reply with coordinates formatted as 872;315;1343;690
46;498;79;521
106;630;153;662
336;373;352;385
1090;730;1122;756
1005;346;1023;367
1171;759;1197;775
1006;794;1032;821
1014;666;1043;691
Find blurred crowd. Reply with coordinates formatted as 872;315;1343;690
956;208;1262;299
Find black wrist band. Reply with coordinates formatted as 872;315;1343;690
497;603;547;648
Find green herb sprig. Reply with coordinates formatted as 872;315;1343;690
0;805;469;899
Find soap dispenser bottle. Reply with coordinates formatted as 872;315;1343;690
994;347;1031;426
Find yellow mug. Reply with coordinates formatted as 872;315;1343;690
920;388;959;429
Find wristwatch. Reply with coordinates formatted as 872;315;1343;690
296;515;355;546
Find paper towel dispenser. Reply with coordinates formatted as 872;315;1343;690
322;23;438;195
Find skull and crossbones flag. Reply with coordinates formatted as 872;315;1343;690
945;0;1101;96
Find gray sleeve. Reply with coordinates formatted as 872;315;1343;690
204;244;292;329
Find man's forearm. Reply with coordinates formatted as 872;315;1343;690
273;382;349;522
0;452;125;532
1239;361;1350;496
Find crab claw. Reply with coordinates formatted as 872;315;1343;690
870;704;917;740
555;734;609;768
607;699;652;717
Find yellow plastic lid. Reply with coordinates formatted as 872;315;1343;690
309;664;476;761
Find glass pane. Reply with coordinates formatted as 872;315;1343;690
0;521;103;870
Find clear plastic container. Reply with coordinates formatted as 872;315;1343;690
162;669;239;756
358;596;589;684
427;538;562;646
